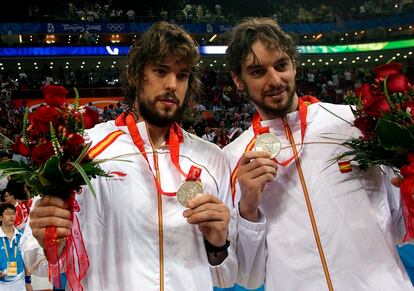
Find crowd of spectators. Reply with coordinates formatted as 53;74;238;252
1;0;413;47
269;0;414;24
21;1;234;24
2;0;412;25
2;60;414;150
0;65;123;99
0;91;24;150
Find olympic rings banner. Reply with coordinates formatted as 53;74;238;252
0;22;233;34
0;14;413;34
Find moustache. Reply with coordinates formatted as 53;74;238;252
264;85;289;96
155;93;180;104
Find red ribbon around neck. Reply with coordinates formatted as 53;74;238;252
251;96;319;167
123;113;201;196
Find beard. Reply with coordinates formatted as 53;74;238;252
243;80;297;119
138;92;186;127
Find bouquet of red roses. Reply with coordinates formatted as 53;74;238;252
0;85;104;290
0;85;104;199
339;62;414;242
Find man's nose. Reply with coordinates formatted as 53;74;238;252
267;67;282;85
164;74;177;92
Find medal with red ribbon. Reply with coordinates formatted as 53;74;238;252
230;96;319;201
124;113;203;198
251;96;319;166
177;165;203;207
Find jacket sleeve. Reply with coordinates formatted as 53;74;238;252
209;150;238;288
209;210;238;288
20;197;50;277
234;201;267;289
221;143;267;289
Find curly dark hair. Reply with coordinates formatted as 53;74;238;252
123;21;202;109
226;17;299;77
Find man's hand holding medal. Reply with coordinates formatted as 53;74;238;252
180;166;230;256
237;133;280;222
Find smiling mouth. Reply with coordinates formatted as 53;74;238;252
264;90;285;97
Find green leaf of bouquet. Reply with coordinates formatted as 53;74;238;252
74;142;92;164
73;87;80;111
0;132;14;144
37;174;52;186
38;156;66;186
0;160;32;179
376;119;414;149
0;160;20;169
68;161;97;198
408;125;414;137
319;105;354;125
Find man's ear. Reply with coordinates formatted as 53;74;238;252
231;73;245;91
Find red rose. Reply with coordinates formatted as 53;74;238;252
364;95;391;117
65;133;85;156
83;107;100;129
387;73;410;94
355;84;391;117
41;85;68;107
355;84;374;106
373;62;402;79
32;142;54;165
12;136;30;156
353;116;376;138
29;106;61;134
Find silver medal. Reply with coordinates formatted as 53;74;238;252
254;133;282;159
176;180;204;207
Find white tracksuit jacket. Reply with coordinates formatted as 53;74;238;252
225;102;414;291
21;120;237;291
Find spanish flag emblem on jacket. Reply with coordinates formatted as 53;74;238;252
338;160;352;173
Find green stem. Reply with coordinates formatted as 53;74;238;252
319;104;354;126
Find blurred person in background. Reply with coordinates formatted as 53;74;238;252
0;203;32;291
3;180;30;231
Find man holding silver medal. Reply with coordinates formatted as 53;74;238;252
21;22;237;290
224;17;413;290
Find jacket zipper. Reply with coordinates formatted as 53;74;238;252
153;149;164;291
283;118;334;291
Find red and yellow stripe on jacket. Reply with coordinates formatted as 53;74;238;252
88;130;125;159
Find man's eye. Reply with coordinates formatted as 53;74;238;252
276;63;288;71
177;73;189;81
154;69;167;75
250;69;265;77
